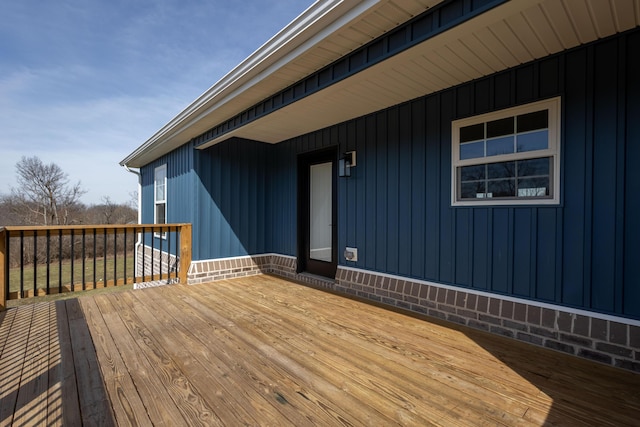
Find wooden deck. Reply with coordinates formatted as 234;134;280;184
1;275;639;426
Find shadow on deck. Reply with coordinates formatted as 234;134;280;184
1;275;639;426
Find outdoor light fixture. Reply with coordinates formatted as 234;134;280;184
339;151;355;177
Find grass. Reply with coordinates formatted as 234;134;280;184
6;255;138;307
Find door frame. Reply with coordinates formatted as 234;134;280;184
297;147;338;278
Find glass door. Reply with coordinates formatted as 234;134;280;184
297;149;337;278
309;162;333;262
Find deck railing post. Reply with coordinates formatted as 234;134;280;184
179;224;192;285
0;229;6;310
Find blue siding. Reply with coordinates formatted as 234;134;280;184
195;138;271;259
624;31;640;318
144;28;640;320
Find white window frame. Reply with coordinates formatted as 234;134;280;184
451;97;561;206
154;164;167;238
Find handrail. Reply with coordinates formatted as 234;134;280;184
0;223;192;310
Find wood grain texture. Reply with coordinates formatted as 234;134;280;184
1;275;639;426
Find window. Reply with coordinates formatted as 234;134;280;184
451;97;560;206
154;165;167;231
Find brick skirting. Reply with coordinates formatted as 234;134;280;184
185;254;640;373
136;244;179;280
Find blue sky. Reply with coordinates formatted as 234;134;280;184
0;0;312;205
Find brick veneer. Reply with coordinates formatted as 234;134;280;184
136;244;179;279
187;253;340;290
184;254;640;373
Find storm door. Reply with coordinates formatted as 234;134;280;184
298;148;337;278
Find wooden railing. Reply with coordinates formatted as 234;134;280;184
0;223;192;310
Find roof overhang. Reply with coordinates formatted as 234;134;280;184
121;0;640;167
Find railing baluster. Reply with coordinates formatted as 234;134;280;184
158;226;164;280
82;229;86;290
176;227;183;285
19;231;24;298
103;228;107;286
93;228;97;289
168;227;172;279
3;232;9;303
113;230;117;286
70;230;75;292
46;230;51;295
33;231;37;297
151;228;154;282
58;230;62;295
123;229;127;285
142;227;146;281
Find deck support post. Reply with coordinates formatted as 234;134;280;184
179;224;192;285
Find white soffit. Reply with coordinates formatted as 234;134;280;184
124;0;640;165
200;0;640;148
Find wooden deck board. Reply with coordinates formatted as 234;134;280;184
1;275;639;426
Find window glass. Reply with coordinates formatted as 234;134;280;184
517;130;548;152
518;157;550;177
487;179;515;198
460;164;486;181
487;161;515;179
517;110;547;133
460;123;484;143
155;167;166;202
155;183;165;202
460;141;485;159
154;165;167;229
486;136;514;156
486;117;514;138
461;181;485;199
155;203;166;224
517;177;549;197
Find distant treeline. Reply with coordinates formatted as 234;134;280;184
1;194;138;268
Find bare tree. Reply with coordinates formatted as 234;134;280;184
11;156;86;225
99;196;118;224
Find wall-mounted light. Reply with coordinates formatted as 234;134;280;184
339;151;356;178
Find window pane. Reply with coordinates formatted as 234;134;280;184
155;203;166;224
460;123;484;143
460;164;485;181
487;161;515;179
488;179;515;197
460;141;485;159
486;136;514;156
517;177;550;197
517;130;548;152
155;184;165;202
517;110;547;133
487;117;514;138
461;181;485;199
518;157;550;177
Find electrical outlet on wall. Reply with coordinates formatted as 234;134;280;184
344;247;358;262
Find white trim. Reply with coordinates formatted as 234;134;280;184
451;97;561;206
190;253;296;264
338;265;640;327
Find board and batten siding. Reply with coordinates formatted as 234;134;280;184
140;28;640;320
268;28;640;320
